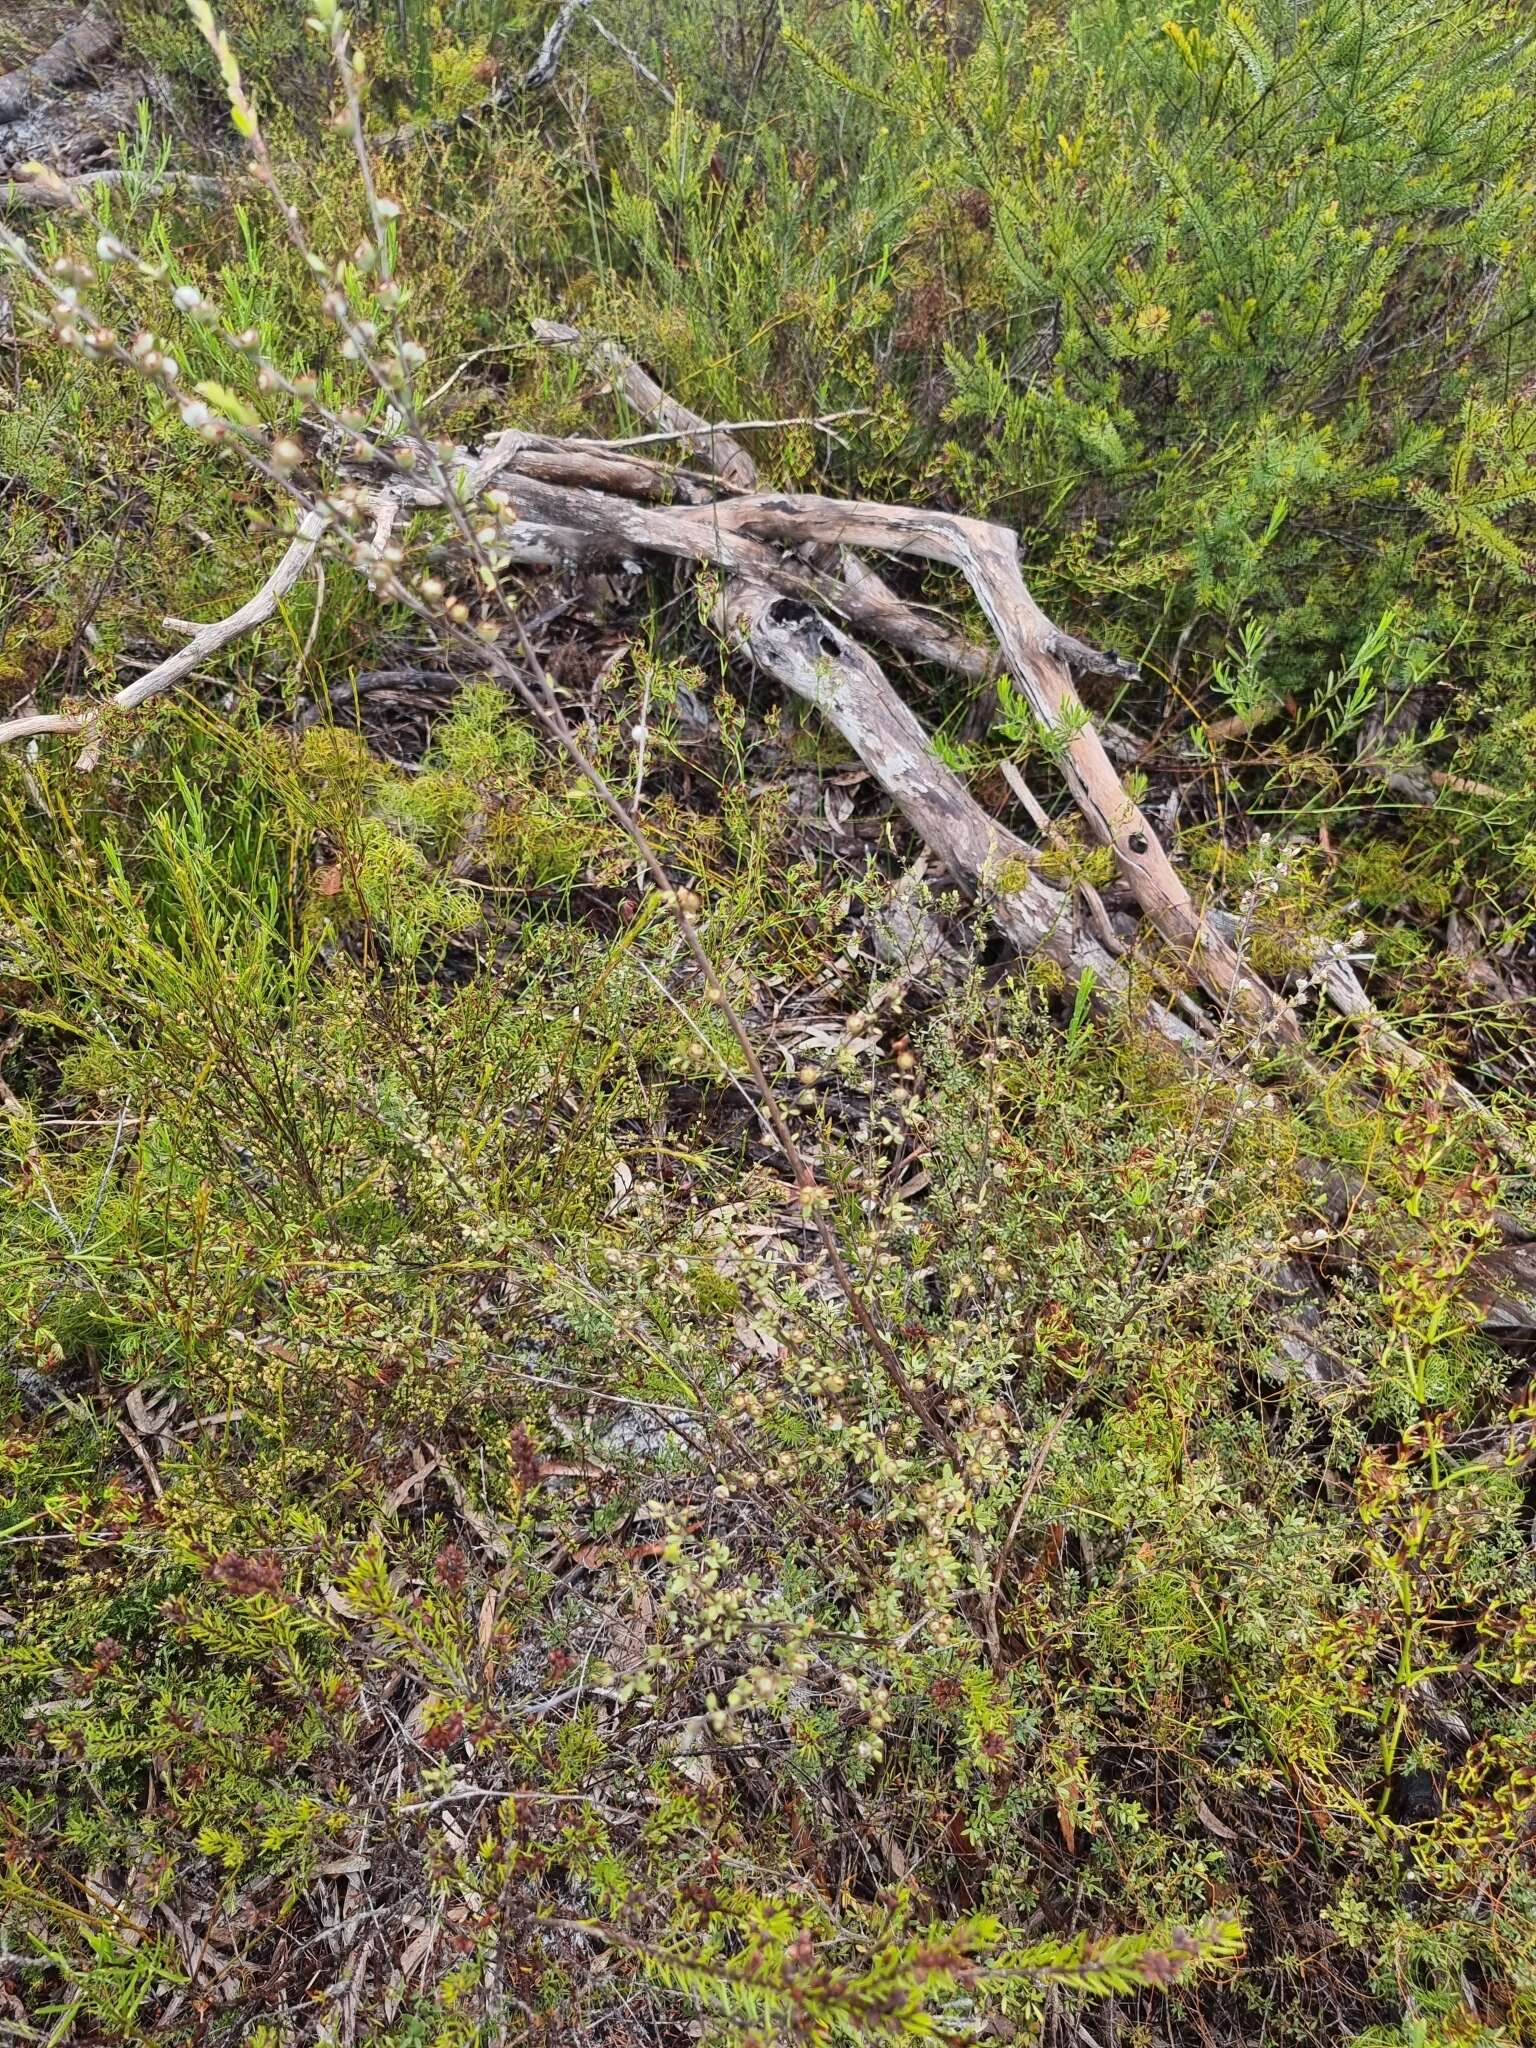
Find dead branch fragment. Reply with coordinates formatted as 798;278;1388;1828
695;493;1296;1036
0;11;118;126
1;166;224;211
721;579;1204;1052
524;325;1266;1026
0;508;327;754
534;318;761;491
524;0;591;90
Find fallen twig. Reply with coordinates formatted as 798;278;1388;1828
534;318;761;491
527;323;1265;1026
524;0;591;90
0;508;327;755
583;408;868;452
586;13;676;104
1;167;225;212
696;492;1295;1035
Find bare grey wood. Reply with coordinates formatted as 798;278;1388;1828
720;579;1203;1052
0;11;117;126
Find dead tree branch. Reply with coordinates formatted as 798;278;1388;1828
534;318;761;490
526;323;1272;1029
0;508;326;752
1;167;224;212
524;0;591;90
0;11;118;126
720;579;1203;1051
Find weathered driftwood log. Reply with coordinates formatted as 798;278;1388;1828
534;320;1136;695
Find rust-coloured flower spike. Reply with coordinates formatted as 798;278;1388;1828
210;1550;284;1597
508;1421;540;1495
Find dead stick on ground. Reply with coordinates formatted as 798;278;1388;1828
527;327;1285;1030
511;334;1536;1159
533;319;1015;681
688;492;1297;1038
0;508;327;755
460;454;1294;1036
0;10;118;125
719;580;1203;1053
2;169;225;214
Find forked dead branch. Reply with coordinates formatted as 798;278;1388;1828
0;98;1529;1336
0;310;1282;1040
